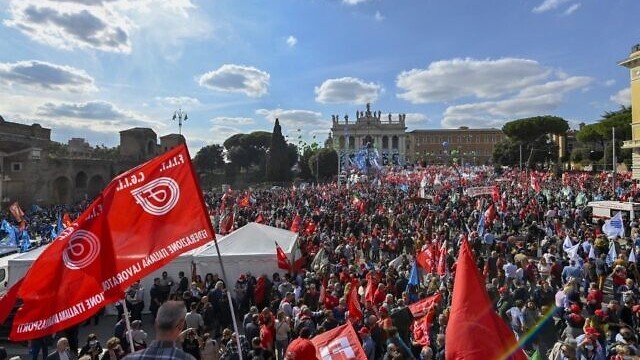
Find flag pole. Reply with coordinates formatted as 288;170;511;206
120;300;136;354
211;237;244;360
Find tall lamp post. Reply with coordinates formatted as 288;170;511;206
172;108;188;135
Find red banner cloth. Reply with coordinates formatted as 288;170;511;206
8;144;215;341
445;239;527;360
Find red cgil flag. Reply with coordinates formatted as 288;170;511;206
5;144;216;341
0;278;23;324
446;239;527;360
311;322;367;360
9;202;24;222
275;241;290;270
347;280;363;324
290;214;301;233
484;203;496;226
305;220;316;235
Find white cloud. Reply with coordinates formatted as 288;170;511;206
0;60;97;93
374;11;384;21
563;3;581;15
155;96;200;107
211;117;255;126
198;64;270;98
396;58;550;104
33;100;161;132
342;0;368;5
610;88;631;107
3;0;209;55
441;76;593;128
604;79;616;87
532;0;574;13
315;77;383;104
4;0;132;53
286;35;297;47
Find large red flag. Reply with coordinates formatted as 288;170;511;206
311;323;367;360
8;144;216;341
347;281;363;324
485;203;496;226
276;242;290;270
0;279;23;324
446;239;527;360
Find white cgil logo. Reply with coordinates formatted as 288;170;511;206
131;177;180;216
63;230;101;270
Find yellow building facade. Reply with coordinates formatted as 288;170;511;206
621;44;640;178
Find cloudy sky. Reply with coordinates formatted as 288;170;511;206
0;0;636;151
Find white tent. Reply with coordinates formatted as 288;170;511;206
193;222;300;287
7;245;49;287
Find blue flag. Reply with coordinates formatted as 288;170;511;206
20;231;30;252
478;212;486;237
407;262;419;291
1;220;18;246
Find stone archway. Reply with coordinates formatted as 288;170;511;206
88;175;105;199
75;171;88;188
52;176;72;204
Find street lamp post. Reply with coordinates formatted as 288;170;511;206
172;108;188;135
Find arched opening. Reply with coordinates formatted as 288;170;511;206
348;136;355;149
363;135;373;147
75;171;88;188
339;136;346;149
88;175;105;199
382;136;389;149
392;136;399;149
52;176;72;204
147;141;155;156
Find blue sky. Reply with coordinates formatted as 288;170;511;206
0;0;637;152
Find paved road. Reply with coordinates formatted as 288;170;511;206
0;314;157;359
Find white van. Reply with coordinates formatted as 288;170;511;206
0;251;22;294
585;201;640;224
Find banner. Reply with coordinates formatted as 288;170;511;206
311;323;367;360
603;211;625;239
408;293;442;318
8;144;215;341
465;186;497;197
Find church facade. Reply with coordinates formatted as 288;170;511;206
330;104;408;166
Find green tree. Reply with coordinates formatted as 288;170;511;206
193;144;225;173
575;106;632;167
492;138;519;166
223;131;272;173
309;148;338;181
499;115;568;168
266;119;292;182
502;115;569;142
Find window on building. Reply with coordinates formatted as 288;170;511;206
12;162;22;172
392;136;399;149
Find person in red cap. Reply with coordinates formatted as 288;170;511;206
358;326;375;360
285;327;317;360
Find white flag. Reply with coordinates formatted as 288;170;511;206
563;235;573;252
606;242;618;267
565;242;581;262
588;244;596;260
602;212;625;239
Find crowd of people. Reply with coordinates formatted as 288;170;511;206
8;165;640;360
